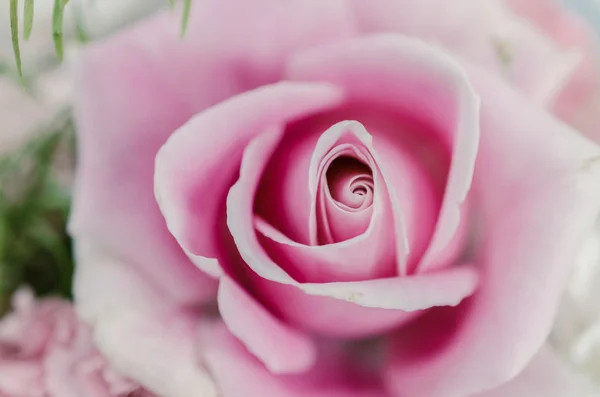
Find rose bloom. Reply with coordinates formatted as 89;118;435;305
69;1;600;397
0;290;153;397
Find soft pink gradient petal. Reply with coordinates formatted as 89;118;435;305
154;82;344;279
217;276;316;374
506;0;594;46
198;321;387;397
73;241;217;397
384;62;600;397
69;28;217;306
362;118;448;274
256;216;394;284
69;0;355;304
226;126;478;335
349;0;581;105
250;265;478;337
0;361;44;396
506;0;600;142
472;347;598;397
286;35;480;274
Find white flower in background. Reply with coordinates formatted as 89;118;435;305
546;0;600;387
552;219;600;385
0;0;164;154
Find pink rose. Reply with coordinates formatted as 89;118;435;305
0;290;153;397
69;1;600;397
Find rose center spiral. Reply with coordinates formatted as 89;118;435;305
326;156;374;211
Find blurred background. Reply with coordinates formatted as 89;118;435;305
0;0;166;311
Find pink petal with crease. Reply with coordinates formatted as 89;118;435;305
199;321;387;397
217;276;316;374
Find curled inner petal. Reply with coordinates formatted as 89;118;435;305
326;156;374;211
316;145;378;245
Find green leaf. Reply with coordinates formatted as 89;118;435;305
0;61;10;75
27;217;73;296
0;110;75;303
10;0;23;78
52;0;69;61
23;0;34;40
181;0;192;37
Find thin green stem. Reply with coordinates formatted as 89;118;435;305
24;0;34;40
181;0;192;37
9;0;23;78
52;0;69;61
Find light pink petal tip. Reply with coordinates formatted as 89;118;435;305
472;347;598;397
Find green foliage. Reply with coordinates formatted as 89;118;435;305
24;0;35;40
9;0;23;78
73;7;90;44
0;111;75;314
52;0;70;62
9;0;190;77
181;0;192;37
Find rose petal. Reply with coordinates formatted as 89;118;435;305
199;321;387;397
0;360;44;396
69;18;218;305
349;0;581;105
74;241;217;397
472;347;598;397
286;34;480;274
507;0;600;141
256;216;394;284
154;82;344;278
217;276;316;374
384;61;600;397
